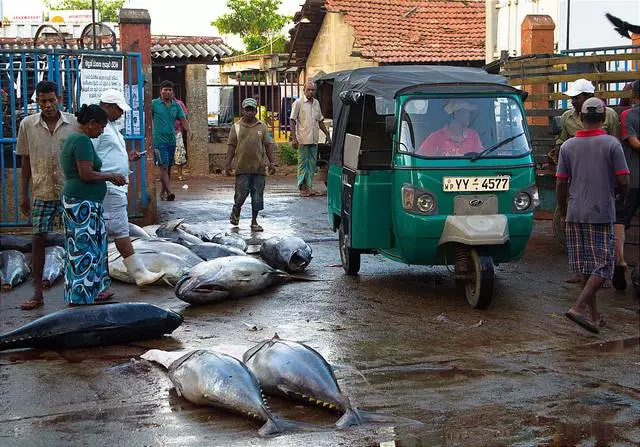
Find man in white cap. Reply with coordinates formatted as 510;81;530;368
93;89;165;288
552;79;620;285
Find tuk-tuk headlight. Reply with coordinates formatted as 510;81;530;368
416;194;436;213
514;192;531;211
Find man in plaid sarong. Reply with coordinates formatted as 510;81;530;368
556;98;629;333
556;97;630;334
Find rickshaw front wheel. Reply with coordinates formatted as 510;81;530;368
339;223;361;275
465;248;495;309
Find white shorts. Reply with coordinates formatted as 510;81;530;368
103;189;130;239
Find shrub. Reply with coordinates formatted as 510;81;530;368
278;143;298;166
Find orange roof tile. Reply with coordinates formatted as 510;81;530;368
325;0;485;63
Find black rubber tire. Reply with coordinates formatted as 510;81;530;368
464;248;495;309
553;206;567;253
338;223;360;276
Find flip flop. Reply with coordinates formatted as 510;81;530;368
167;193;176;202
20;299;44;310
250;224;264;232
95;290;114;302
565;311;600;334
229;212;240;226
612;265;627;291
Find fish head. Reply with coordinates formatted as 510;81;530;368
165;309;184;332
174;262;231;303
288;248;312;272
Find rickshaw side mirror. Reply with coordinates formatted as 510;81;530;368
339;90;363;105
551;116;563;135
519;90;529;102
385;116;397;135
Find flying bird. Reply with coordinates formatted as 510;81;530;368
605;13;640;39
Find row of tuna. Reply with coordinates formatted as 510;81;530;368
1;219;314;305
0;302;384;436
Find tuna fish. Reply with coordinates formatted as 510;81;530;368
141;349;287;436
174;256;287;305
108;238;203;266
0;303;183;351
260;236;313;273
0;234;32;252
211;232;247;252
188;242;247;261
42;246;66;288
108;249;201;285
243;334;364;428
45;232;66;248
156;219;203;246
0;250;31;290
128;222;150;238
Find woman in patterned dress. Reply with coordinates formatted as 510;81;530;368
59;105;127;306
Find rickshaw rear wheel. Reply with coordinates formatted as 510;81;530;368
465;248;495;309
339;223;361;275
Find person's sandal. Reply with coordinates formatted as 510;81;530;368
250;224;264;232
95;290;114;302
20;299;44;310
229;212;240;226
167;193;176;202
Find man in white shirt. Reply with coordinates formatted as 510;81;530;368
94;89;164;287
290;81;331;197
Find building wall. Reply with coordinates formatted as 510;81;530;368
184;64;210;176
305;11;377;78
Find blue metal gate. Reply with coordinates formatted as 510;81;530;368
0;49;146;227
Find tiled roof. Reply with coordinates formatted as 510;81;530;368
150;36;233;61
325;0;485;63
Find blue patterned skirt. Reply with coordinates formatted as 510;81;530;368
62;196;111;305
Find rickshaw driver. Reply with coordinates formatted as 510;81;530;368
415;99;483;157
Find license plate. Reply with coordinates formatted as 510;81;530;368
443;176;510;192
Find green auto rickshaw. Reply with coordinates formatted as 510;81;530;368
316;66;539;309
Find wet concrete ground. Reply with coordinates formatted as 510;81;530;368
1;176;639;447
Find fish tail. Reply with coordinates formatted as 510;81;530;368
335;407;364;428
258;416;284;437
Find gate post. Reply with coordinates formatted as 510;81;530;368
119;8;157;225
521;15;555;126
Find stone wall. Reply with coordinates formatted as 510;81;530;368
185;64;210;176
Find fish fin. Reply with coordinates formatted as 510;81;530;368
285;274;324;282
259;415;321;437
331;363;371;386
242;339;271;363
336;407;423;429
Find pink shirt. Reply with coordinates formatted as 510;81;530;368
417;126;483;156
174;99;187;132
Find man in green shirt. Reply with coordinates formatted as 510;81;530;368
152;80;192;201
224;98;277;232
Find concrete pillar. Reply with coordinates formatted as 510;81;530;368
185;64;210;176
119;8;156;225
633;33;640;71
521;15;555;126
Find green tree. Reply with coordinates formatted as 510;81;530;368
212;0;290;53
44;0;125;23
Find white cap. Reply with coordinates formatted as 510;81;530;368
444;99;477;114
564;79;595;97
99;89;131;112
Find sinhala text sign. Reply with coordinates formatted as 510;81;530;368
79;55;124;106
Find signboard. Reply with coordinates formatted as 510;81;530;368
79;55;124;107
124;85;142;135
49;10;100;23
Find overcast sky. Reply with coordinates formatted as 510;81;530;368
2;0;639;52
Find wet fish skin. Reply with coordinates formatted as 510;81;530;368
42;246;66;288
0;234;32;252
174;256;287;305
260;236;313;273
108;249;201;285
156;219;203;247
128;222;150;238
108;238;203;266
0;302;183;351
243;334;363;428
189;242;247;261
157;349;282;436
0;250;31;290
211;232;247;252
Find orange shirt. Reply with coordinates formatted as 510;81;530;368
417;126;483;156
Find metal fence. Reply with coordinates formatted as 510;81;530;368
209;71;304;143
0;48;146;227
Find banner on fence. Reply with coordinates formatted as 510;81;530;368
79;55;124;106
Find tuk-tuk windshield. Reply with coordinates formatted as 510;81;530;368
398;96;530;159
